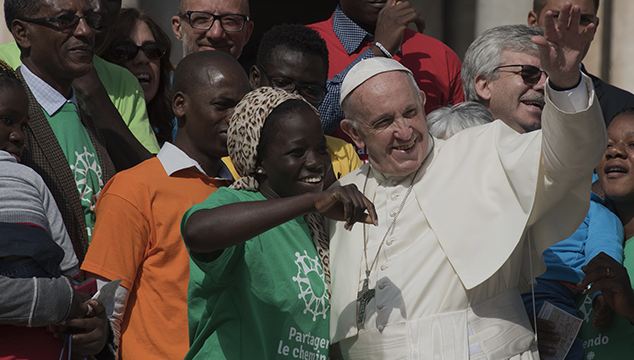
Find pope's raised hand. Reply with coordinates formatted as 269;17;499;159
531;2;596;89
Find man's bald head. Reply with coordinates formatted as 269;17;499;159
172;50;249;164
172;50;247;98
177;0;249;15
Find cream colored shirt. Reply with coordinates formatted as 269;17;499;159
328;74;607;360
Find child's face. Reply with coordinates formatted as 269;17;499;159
597;113;634;203
0;85;29;162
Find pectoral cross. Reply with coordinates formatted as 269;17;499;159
357;276;375;326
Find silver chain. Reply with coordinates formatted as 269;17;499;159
361;137;434;280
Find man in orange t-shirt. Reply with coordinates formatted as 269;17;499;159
81;51;250;359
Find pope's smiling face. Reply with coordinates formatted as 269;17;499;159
343;71;429;177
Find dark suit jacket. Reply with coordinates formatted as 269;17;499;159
582;64;634;126
17;69;115;264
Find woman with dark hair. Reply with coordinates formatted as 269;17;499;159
98;8;175;146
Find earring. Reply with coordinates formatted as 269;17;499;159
256;168;264;174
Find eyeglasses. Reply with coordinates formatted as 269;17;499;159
494;64;546;85
113;42;166;62
20;13;104;32
258;64;328;105
179;11;249;32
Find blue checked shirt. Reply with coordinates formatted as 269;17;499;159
318;6;378;135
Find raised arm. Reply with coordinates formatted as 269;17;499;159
183;185;377;257
532;2;606;184
532;2;596;90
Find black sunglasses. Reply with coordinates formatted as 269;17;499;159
494;64;546;85
21;13;104;32
113;42;166;62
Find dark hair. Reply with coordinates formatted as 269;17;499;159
611;106;634;122
257;99;314;162
256;24;329;75
533;0;600;14
0;59;24;88
4;0;41;31
97;8;174;145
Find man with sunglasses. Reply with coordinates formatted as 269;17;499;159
248;24;362;186
2;0;117;357
0;0;160;169
171;0;253;59
528;0;634;126
462;24;547;134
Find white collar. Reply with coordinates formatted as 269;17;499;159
156;142;232;179
19;64;79;116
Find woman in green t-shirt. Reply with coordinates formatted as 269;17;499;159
181;87;376;360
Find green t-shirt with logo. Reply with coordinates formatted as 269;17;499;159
576;236;634;359
182;187;330;360
45;102;103;241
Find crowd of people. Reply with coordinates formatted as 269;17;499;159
1;0;633;359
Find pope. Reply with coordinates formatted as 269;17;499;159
327;3;607;359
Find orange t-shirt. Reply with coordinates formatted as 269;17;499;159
82;157;229;359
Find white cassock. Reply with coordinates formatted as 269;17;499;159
328;74;607;360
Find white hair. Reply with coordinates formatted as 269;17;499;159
462;24;544;102
427;102;494;139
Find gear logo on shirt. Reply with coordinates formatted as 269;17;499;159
292;251;329;321
577;295;593;323
71;146;103;211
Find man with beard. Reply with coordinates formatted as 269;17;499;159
171;0;253;59
462;24;547;134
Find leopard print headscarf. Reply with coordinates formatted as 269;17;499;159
226;87;331;291
227;87;315;191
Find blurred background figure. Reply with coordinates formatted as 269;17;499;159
427;101;494;139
